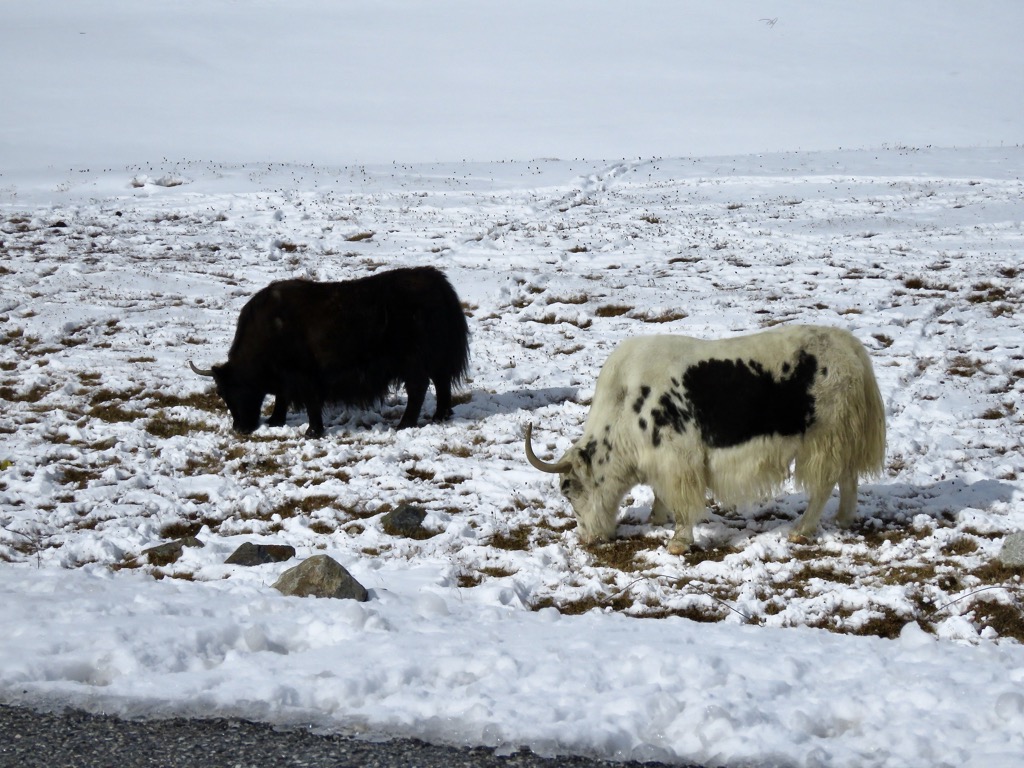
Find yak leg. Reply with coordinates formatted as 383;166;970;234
398;373;429;430
303;395;325;437
790;481;837;542
666;505;700;555
650;497;672;526
654;470;706;555
431;376;454;422
268;393;289;427
835;470;859;528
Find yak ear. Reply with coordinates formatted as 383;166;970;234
564;447;592;480
578;450;597;480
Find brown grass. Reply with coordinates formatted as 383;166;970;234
595;304;632;318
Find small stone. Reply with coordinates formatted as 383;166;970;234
997;532;1024;568
380;504;434;539
142;537;204;567
225;542;296;566
272;555;368;601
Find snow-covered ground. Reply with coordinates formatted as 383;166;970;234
2;3;1023;767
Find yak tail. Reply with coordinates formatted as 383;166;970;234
793;330;886;494
433;271;471;385
850;339;887;477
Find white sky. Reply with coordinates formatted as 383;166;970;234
2;0;1022;179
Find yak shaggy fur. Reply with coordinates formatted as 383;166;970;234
532;325;885;553
207;266;469;436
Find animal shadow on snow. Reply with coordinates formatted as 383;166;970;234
459;386;579;419
270;386;578;434
618;477;1017;549
868;477;1017;524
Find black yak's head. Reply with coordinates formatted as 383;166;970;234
189;361;264;434
210;364;264;434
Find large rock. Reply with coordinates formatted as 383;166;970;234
997;532;1024;568
272;555;368;601
225;542;296;566
143;537;204;566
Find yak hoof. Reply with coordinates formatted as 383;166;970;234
788;533;811;545
666;539;691;556
305;426;325;438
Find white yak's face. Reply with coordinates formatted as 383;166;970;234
557;441;619;544
526;422;623;544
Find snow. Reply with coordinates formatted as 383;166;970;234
2;2;1023;766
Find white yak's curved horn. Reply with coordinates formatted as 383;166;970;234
524;423;572;474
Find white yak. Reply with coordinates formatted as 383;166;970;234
526;325;886;554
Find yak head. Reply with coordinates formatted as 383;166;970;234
190;361;263;434
524;423;618;543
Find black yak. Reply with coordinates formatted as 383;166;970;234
190;267;470;436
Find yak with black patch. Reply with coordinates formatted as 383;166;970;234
190;267;469;436
526;325;885;553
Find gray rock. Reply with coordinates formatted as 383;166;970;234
143;537;204;566
272;555;368;601
380;504;434;539
225;542;296;566
997;531;1024;568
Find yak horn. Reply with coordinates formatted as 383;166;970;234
188;361;214;377
524;423;572;474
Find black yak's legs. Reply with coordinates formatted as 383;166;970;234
304;395;325;437
432;376;454;422
398;373;429;429
268;393;289;427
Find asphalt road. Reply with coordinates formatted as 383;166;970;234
0;704;688;768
